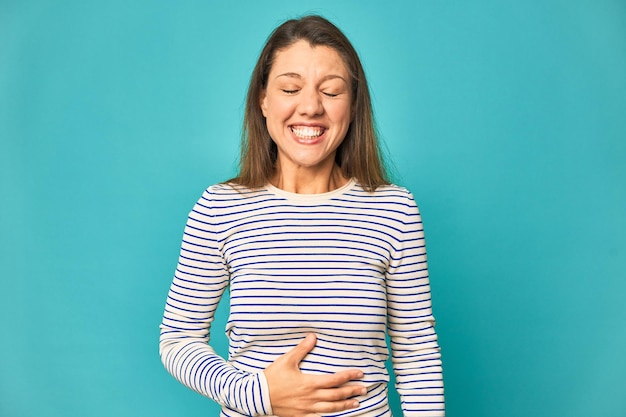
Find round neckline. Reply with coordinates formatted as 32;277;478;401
265;178;356;201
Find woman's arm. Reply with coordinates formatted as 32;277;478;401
386;192;445;416
159;201;272;415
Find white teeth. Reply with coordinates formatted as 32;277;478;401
291;126;324;138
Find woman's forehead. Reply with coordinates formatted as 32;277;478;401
268;40;350;79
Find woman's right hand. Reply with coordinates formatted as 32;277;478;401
263;333;367;417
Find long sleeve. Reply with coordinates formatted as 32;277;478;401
159;190;273;416
386;192;445;416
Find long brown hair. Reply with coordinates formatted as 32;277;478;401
230;15;389;192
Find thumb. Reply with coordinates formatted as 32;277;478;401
283;333;316;366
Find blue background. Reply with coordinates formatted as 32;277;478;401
2;1;625;416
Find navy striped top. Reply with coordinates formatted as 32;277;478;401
160;179;445;416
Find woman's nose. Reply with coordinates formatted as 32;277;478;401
297;88;324;116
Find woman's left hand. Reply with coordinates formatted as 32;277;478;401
263;334;366;417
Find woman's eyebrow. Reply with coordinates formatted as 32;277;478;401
275;73;348;84
275;72;302;80
320;74;348;83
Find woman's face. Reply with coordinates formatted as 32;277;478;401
260;40;352;175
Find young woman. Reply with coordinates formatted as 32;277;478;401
160;15;445;417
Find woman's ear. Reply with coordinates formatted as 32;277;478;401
260;90;268;118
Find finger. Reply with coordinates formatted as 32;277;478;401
315;384;368;402
312;398;361;414
282;333;316;366
312;385;367;404
309;369;364;389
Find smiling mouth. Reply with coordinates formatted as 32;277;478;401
290;125;326;139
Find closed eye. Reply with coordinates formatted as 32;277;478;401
282;89;299;95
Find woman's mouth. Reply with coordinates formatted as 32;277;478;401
290;125;326;141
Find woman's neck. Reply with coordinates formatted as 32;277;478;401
270;163;349;194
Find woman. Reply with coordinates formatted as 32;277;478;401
160;15;444;417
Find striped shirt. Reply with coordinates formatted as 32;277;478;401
160;179;445;416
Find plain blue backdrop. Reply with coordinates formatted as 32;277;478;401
2;1;625;416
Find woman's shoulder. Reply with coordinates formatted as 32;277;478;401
193;181;273;207
186;182;273;219
351;182;416;201
337;181;416;211
203;181;268;197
